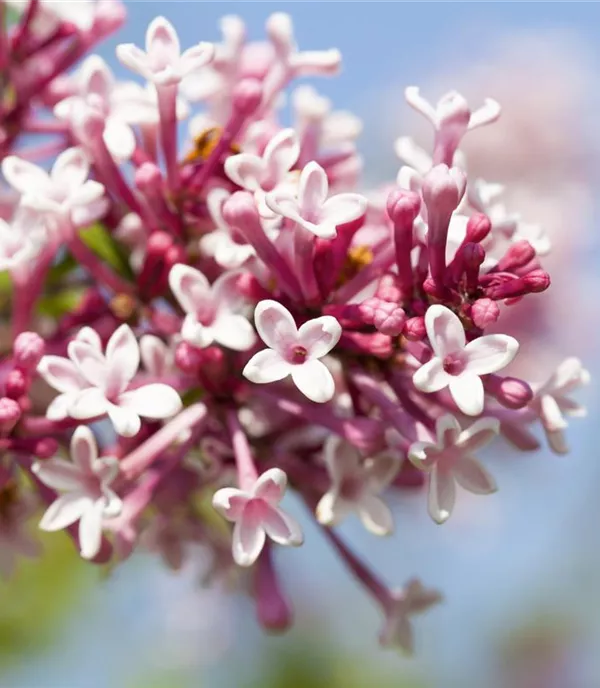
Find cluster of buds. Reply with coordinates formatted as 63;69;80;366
0;4;590;653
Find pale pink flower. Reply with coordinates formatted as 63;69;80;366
0;207;44;274
380;579;443;654
116;16;214;86
243;300;341;404
0;492;41;579
212;468;303;567
531;358;590;454
408;414;499;524
1;148;105;224
33;426;122;560
413;305;519;416
316;436;401;535
140;334;175;377
224;128;300;215
168;264;256;351
39;325;182;436
265;161;367;239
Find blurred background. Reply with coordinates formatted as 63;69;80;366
2;2;600;687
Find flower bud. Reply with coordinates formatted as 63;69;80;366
465;213;492;243
497;240;536;273
5;369;27;400
403;316;426;341
486;376;534;410
385;189;421;226
175;341;203;374
13;332;45;372
470;298;500;329
233;78;263;115
0;397;21;434
34;438;59;459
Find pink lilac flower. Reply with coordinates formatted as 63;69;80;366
212;468;303;566
168;263;257;351
0;206;45;275
413;305;519;416
408;414;499;524
243;300;341;403
316;435;401;535
33;426;122;559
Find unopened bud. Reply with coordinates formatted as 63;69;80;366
487;376;534;410
13;332;45;372
5;369;27;400
470;298;500;329
465;213;492;243
233;78;263;115
174;341;203;374
403;316;426;341
34;438;59;459
385;189;421;226
0;397;21;434
497;240;536;273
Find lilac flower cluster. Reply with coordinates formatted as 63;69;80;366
0;4;590;653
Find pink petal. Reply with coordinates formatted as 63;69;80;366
254;300;298;353
139;335;170;377
75;326;102;350
32;459;85;491
412;358;451;393
457;417;499;453
118;383;182;420
264;128;300;181
106;402;141;437
407;441;436;471
116;44;152;80
81;56;113;102
211;270;247;313
427;467;455;524
298;161;328;216
448;372;484;416
51;147;90;193
95;458;120;487
265;190;302;223
364;454;401;492
452;456;497;494
297;316;342;359
1;156;50;196
320;192;368;227
212;314;257;352
70;425;98;474
78;500;104;559
212;488;250;521
253;468;287;504
37;356;85;393
468;98;501;130
46;393;77;421
69;388;108;420
179;42;214;76
146;16;180;70
168;263;211;316
404;86;438;124
380;612;414;654
424;305;465;358
243;350;291;384
290;359;335;403
322;436;360;484
68;341;106;388
463;334;519;375
261;505;303;546
103;118;136;161
232;508;266;567
435;414;461;449
358;495;394;536
105;324;140;395
39;493;91;532
224;153;265;191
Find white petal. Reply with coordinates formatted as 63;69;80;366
427;468;455;524
463;334;519;375
105;324;140;393
68;341;107;388
78;500;104;559
452;456;497;494
224;153;264;191
243;350;291;384
290;359;335;403
412;358;451;393
448;373;484;416
32;459;85;491
298;161;328;215
263;128;300;180
320;192;368;228
146;16;181;67
297;316;342;359
46;393;75;421
103;118;136;161
70;425;98;474
1;156;50;196
359;495;394;536
212;314;257;351
253;299;298;352
37;356;85;393
168;263;211;315
51;147;90;192
39;493;91;532
139;335;171;377
315;491;351;526
424;305;465;358
457;417;500;453
118;384;182;420
232;517;266;567
364;454;402;492
407;441;436;471
69;388;108;420
404;86;437;125
262;506;304;547
106;402;141;437
181;315;214;349
212;488;250;521
253;468;287;504
116;44;152;80
322;435;360;484
540;394;567;432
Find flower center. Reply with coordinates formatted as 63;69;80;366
442;352;466;376
340;475;364;501
289;346;308;364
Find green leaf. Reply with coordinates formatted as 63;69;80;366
79;224;134;281
37;288;85;318
47;252;79;286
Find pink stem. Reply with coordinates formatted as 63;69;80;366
226;408;258;491
156;84;179;191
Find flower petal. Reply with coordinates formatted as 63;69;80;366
37;356;85;393
448;372;484;416
70;425;98;474
243;350;291;384
146;16;181;68
224;153;265;191
105;324;140;395
253;468;287;504
359;495;394;536
168;263;211;316
212;488;249;521
106;402;141;437
232;512;266;567
254;299;298;353
452;456;497;495
181;315;214;349
68;341;106;388
103;118;136;162
69;388;108;420
32;459;85;491
39;493;91;532
457;417;500;453
435;414;461;449
427;467;456;524
291;359;335;403
298;161;328;215
139;335;171;377
315;491;352;526
412;358;451;393
364;454;402;492
78;500;104;559
264;128;300;180
118;384;182;420
322;435;360;484
1;156;50;196
320;192;368;227
424;305;465;358
212;314;257;351
463;334;519;375
261;505;304;547
51;147;90;193
297;316;342;359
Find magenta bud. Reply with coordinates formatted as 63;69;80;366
497;240;536;272
0;397;21;434
524;269;550;293
135;162;163;193
422;164;466;216
403;316;426;341
222;191;260;228
385;189;421;225
174;342;203;374
487;375;534;410
462;242;485;268
470;298;500;328
233;78;263;115
466;213;492;243
146;231;173;256
373;303;406;336
5;369;27;400
374;274;403;303
13;332;45;371
34;438;59;459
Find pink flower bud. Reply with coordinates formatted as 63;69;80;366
175;341;203;374
465;213;492;243
34;438;59;459
374;303;406;336
497;240;536;273
233;78;263;115
422;165;466;217
385;189;421;226
135;162;163;194
0;397;21;434
523;269;551;293
374;274;403;303
5;369;27;400
403;316;426;341
487;376;534;410
93;0;127;36
470;298;500;329
13;332;45;372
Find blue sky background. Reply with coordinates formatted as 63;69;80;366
7;3;600;687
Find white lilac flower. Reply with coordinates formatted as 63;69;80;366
212;468;303;566
243;300;341;404
316;436;401;535
168;263;257;351
0;206;45;274
408;414;499;524
413;305;518;416
33;426;122;560
405;87;501;132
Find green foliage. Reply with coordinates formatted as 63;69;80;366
79;224;134;281
37;287;85;319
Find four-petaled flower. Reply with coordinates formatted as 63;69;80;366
266;161;367;239
33;426;122;560
38;325;182;436
380;579;443;654
408;414;499;524
0;206;45;275
212;468;303;567
117;16;214;86
169;263;257;351
531;357;590;454
224;128;300;215
405;87;501;132
243;300;341;404
413;305;519;416
316;436;400;535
